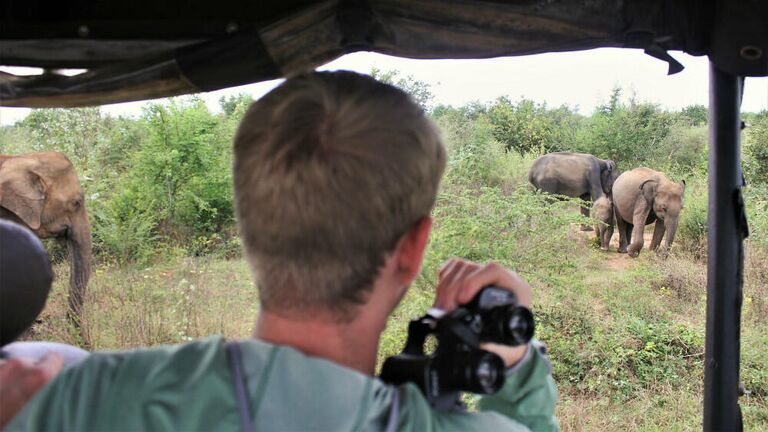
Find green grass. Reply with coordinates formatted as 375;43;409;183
35;221;766;430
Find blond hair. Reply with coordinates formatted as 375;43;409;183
233;71;446;320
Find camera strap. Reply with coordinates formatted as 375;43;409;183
226;341;256;432
385;386;401;432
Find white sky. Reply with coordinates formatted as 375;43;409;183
1;48;767;125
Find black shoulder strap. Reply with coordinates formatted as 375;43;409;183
226;341;255;432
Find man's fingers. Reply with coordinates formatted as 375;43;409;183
455;262;533;308
37;353;64;379
435;260;534;312
434;259;465;307
434;259;482;309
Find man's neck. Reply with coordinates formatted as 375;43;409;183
253;309;383;375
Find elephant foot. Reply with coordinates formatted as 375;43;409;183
617;247;627;254
600;246;609;252
628;249;640;258
580;225;594;231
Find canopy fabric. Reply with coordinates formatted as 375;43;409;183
1;0;766;107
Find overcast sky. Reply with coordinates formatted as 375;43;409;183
1;48;766;125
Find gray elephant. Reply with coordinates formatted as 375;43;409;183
592;195;614;251
0;152;92;324
612;167;685;257
528;152;618;229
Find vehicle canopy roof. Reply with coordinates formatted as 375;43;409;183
1;0;766;107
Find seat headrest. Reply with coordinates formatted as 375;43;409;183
0;219;53;346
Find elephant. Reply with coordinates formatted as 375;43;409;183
591;195;614;251
528;152;618;229
0;151;92;325
612;167;685;257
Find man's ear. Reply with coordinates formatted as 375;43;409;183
395;216;433;285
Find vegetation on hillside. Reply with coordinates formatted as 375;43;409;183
1;75;766;430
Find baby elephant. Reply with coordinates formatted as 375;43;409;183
592;196;614;251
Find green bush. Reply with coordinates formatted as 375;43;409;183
745;184;768;248
92;193;159;265
744;115;768;187
654;124;708;175
575;88;676;170
676;181;708;259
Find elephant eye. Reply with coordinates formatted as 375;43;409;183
72;199;82;209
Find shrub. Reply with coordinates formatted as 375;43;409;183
92;193;159;265
576;88;676;170
744;115;768;187
654;124;708;175
676;181;708;259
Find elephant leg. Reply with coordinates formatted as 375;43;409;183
627;205;651;257
616;214;629;253
650;220;666;251
602;225;614;251
624;222;634;251
579;193;593;231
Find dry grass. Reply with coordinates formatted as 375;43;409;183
32;257;257;349
744;242;768;325
557;386;702;432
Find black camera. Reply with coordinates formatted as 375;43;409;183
380;286;535;411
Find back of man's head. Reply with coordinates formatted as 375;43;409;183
233;71;446;321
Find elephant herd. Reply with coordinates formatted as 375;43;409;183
528;152;686;257
0;149;684;343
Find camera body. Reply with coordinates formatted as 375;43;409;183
380;286;535;411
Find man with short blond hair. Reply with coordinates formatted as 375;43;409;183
7;71;558;431
234;71;446;321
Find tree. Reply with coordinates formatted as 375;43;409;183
219;93;254;117
122;96;233;234
744;115;768;186
485;97;579;154
16;107;107;172
370;68;434;111
578;89;674;168
680;104;708;126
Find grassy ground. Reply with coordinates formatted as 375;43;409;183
33;221;767;431
28;132;767;430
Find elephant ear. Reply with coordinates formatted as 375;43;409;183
639;177;659;204
0;167;46;230
600;160;617;192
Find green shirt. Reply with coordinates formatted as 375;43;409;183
8;336;558;431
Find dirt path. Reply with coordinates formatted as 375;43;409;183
580;225;655;271
574;224;656;322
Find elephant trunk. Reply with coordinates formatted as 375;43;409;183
67;219;92;320
664;215;680;250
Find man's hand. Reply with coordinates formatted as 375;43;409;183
433;259;534;368
0;353;63;429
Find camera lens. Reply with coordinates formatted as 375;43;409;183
482;305;535;346
446;350;506;394
506;306;535;345
475;358;498;390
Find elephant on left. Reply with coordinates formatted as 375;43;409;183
0;152;92;328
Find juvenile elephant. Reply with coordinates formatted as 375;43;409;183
592;195;614;251
528;152;618;229
0;152;92;323
613;168;685;257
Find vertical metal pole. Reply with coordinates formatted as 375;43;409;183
704;63;744;432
